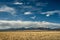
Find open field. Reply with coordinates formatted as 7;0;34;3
0;30;60;40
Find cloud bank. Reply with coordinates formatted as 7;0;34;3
0;20;60;29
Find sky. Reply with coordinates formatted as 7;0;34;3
0;0;60;29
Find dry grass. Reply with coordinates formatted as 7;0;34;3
0;30;60;40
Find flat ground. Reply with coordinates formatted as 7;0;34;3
0;30;60;40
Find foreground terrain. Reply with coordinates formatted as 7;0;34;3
0;30;60;40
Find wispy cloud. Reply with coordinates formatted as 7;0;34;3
24;12;32;15
36;2;48;7
13;2;23;5
18;2;47;14
0;5;16;15
0;20;60;29
41;10;60;17
30;16;36;19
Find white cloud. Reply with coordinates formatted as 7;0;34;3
0;5;16;15
41;10;60;17
13;2;23;5
24;12;32;15
0;20;60;29
46;14;50;17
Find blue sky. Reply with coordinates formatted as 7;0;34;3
0;0;60;29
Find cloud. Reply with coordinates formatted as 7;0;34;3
13;2;23;5
24;12;32;15
22;6;33;9
46;14;50;17
0;20;60;29
30;16;36;19
0;5;16;15
36;2;48;7
41;10;60;17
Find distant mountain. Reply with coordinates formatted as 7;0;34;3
0;27;60;31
